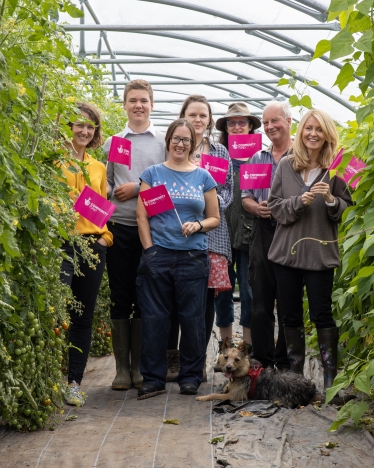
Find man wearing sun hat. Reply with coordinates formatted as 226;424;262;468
214;103;261;357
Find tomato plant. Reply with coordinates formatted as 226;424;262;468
0;0;126;431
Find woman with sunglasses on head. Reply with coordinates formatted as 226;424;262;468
267;109;352;389
165;95;234;382
214;103;261;353
136;118;219;397
60;102;113;406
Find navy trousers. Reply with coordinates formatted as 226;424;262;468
137;246;209;390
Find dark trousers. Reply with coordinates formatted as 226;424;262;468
167;287;215;350
106;222;142;320
137;246;208;389
60;239;106;384
215;248;252;328
273;263;335;329
249;218;288;369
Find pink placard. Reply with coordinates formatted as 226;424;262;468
239;164;272;190
108;136;132;169
200;154;229;184
228;134;262;159
329;148;366;189
140;185;175;217
74;185;116;229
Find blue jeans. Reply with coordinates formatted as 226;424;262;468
215;248;252;328
136;246;209;390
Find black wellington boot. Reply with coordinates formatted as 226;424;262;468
317;327;339;389
283;325;305;375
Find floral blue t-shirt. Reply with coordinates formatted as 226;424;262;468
140;163;217;251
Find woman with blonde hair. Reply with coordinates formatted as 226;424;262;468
267;109;352;389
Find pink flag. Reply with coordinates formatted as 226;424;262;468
140;185;175;217
74;185;116;229
329;148;366;189
228;134;262;159
201;154;229;184
108;136;132;169
240;164;272;190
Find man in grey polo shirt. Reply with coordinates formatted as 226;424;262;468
242;101;293;370
104;80;165;391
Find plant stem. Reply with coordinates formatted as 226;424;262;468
30;75;47;157
0;0;6;21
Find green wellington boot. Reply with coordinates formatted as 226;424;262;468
111;319;131;390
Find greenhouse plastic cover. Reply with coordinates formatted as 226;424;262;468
60;0;357;140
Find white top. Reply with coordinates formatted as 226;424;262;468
122;121;156;137
300;167;335;206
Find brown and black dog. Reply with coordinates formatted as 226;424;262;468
196;338;319;408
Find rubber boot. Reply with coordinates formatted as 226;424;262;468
283;326;305;375
317;327;339;389
111;319;131;390
130;318;143;389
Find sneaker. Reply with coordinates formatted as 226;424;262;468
64;381;87;407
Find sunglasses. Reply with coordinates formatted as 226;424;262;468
226;120;250;128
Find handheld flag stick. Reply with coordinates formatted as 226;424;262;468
174;208;183;228
320;169;329;182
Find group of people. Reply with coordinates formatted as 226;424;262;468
60;79;352;406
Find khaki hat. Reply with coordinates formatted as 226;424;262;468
215;102;261;132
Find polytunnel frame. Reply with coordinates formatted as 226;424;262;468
63;0;356;119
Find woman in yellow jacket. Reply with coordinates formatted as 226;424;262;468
60;102;113;406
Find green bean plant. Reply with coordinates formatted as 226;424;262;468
0;0;126;431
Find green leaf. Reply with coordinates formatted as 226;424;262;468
356;266;374;279
64;2;84;18
347;11;372;33
312;40;331;60
349;401;369;425
330;27;355;61
355;30;373;53
289;95;299;106
277;78;289;86
356;103;372;125
299;95;312;108
366;360;374;378
325;382;348;404
333;63;355;92
329;0;349;13
356;0;374;16
0;229;20;258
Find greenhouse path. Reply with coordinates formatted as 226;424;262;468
1;305;374;467
0;353;215;468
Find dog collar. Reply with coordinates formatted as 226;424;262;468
247;364;264;399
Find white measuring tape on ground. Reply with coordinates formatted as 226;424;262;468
93;389;130;468
151;383;172;468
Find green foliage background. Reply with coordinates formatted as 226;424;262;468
279;0;374;430
0;0;126;430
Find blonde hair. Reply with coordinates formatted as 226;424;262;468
292;109;338;172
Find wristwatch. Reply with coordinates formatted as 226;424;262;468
195;220;204;232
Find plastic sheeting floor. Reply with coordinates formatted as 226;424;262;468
0;303;373;467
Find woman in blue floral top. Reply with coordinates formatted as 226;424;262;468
166;95;234;382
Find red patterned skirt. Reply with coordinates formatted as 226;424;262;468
208;252;232;293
